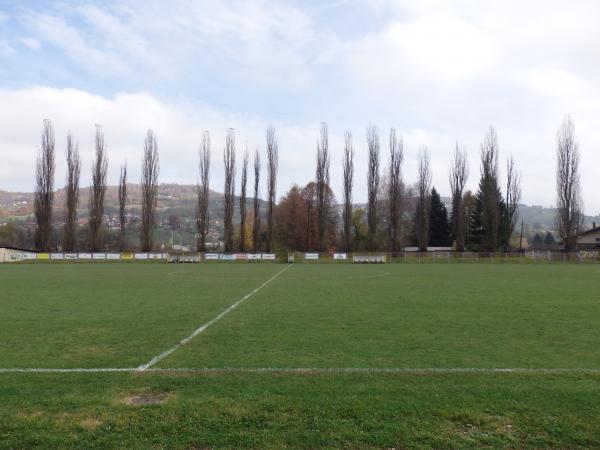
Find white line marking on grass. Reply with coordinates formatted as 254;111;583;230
3;367;600;374
0;368;134;373
136;264;293;371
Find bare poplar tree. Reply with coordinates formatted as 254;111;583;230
366;124;380;251
223;128;236;252
196;131;211;252
140;129;159;252
479;127;501;251
342;131;354;252
416;147;432;252
266;126;278;252
252;148;261;252
239;146;249;252
315;123;330;251
556;116;583;251
388;128;403;252
118;163;127;251
88;125;108;252
34;119;55;251
504;155;521;250
64;133;80;252
449;143;468;251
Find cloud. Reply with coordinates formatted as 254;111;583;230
1;1;600;214
19;37;41;51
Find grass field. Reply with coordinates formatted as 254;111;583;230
2;262;600;448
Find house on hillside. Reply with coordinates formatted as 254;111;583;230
577;223;600;250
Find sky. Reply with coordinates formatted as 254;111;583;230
0;0;598;214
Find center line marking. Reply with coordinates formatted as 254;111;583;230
137;264;292;371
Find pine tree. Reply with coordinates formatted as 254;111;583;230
428;187;451;246
544;231;556;245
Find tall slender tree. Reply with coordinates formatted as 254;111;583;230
555;116;583;251
140;130;159;252
366;124;380;251
223;129;236;252
504;155;521;250
470;127;504;252
34;119;55;252
388;128;403;252
64;133;80;252
415;147;432;251
266;126;278;252
88;125;107;252
252;148;261;252
315;123;330;251
342;131;354;252
449;143;468;251
239;146;249;252
118;163;127;251
196;131;211;252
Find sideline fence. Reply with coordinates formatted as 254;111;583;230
1;249;599;264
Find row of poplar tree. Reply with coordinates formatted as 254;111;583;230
30;116;584;253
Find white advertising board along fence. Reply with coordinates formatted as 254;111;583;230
64;253;78;260
305;252;319;260
50;253;64;260
106;253;120;260
261;253;276;260
148;253;164;260
247;253;262;260
92;253;106;260
233;253;248;261
220;254;235;261
134;253;149;260
333;253;347;260
204;253;219;260
21;252;36;260
78;253;92;260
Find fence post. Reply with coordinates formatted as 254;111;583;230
404;252;407;264
476;252;479;263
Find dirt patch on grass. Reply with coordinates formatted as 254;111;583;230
122;392;171;405
79;417;103;431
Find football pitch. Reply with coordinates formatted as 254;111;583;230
2;262;600;448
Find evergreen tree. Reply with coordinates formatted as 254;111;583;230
532;233;543;247
544;231;556;245
428;187;451;246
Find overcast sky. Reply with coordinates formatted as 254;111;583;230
0;0;598;213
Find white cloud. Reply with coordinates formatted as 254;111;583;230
19;37;41;51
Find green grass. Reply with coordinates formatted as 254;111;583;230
1;262;600;448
